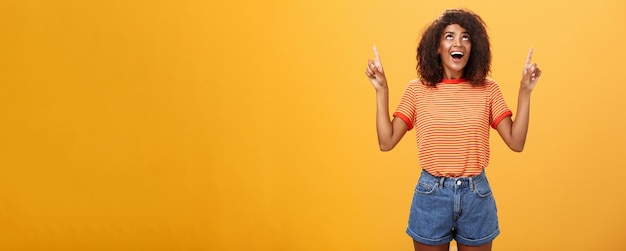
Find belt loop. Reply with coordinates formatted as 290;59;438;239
439;177;445;188
469;176;474;190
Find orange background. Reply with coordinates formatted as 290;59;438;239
1;0;625;250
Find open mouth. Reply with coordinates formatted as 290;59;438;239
450;51;464;60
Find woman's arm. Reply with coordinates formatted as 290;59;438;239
496;48;543;152
365;46;408;151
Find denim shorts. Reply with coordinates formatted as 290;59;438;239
406;169;499;246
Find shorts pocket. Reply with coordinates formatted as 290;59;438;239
473;179;492;198
415;180;437;195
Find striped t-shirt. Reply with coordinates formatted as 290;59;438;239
393;78;512;177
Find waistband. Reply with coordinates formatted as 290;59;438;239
419;169;486;189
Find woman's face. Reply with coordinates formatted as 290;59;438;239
438;24;471;79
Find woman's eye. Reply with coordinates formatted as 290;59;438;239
446;35;453;40
462;36;470;41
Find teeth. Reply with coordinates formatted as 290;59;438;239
451;51;464;56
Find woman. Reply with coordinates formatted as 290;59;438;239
364;9;542;251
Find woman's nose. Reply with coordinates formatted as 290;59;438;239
452;38;462;47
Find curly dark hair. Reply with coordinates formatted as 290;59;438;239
417;9;491;86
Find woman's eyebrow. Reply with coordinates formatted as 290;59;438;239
443;31;469;34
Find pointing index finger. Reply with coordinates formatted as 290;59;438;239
373;45;381;63
525;47;534;65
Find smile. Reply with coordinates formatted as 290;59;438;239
450;51;464;62
451;51;464;59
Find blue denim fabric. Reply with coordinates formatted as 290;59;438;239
406;169;499;246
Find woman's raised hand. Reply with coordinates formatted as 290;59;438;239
521;48;542;92
365;46;387;90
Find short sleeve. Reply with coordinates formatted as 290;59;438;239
393;81;418;130
489;81;512;129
